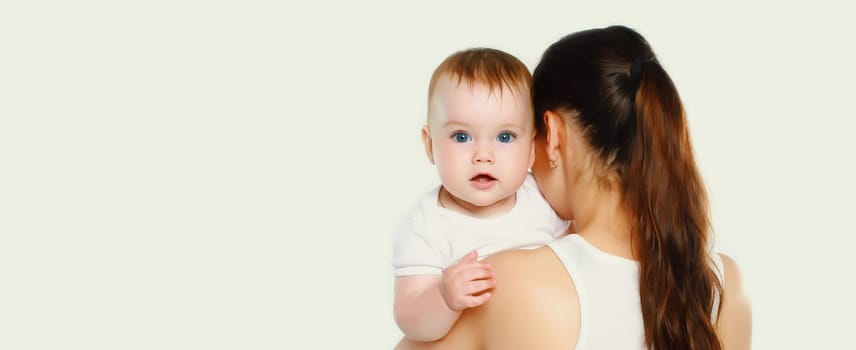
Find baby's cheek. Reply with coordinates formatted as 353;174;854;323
436;146;463;166
434;146;468;177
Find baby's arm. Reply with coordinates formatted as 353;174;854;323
394;251;495;342
394;275;460;341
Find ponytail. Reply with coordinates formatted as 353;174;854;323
627;60;723;350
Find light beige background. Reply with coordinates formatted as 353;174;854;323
1;1;853;349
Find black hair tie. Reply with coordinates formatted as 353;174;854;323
629;55;656;120
629;55;654;89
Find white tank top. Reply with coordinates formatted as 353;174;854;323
547;234;724;350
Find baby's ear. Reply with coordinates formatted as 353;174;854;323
529;140;536;169
421;125;435;165
528;128;537;169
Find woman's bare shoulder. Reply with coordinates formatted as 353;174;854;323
482;247;573;297
476;247;581;349
395;247;581;350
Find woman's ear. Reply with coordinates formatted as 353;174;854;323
543;110;566;163
421;125;435;165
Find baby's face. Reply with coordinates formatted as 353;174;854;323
426;76;534;208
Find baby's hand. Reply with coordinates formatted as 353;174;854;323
439;251;496;311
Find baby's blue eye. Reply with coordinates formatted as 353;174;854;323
453;132;471;143
497;132;515;143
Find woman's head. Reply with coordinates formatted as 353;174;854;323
531;26;723;349
531;26;661;201
529;26;656;221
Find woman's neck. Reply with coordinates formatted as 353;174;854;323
573;186;635;260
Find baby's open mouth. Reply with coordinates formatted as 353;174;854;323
470;174;496;182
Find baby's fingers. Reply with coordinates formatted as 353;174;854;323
462;291;493;308
464;278;496;295
460;266;493;281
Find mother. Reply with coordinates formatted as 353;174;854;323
397;26;751;349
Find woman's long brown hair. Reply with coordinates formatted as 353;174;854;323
533;26;722;349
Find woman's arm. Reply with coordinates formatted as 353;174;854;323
717;253;752;349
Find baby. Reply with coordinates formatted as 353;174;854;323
392;48;570;341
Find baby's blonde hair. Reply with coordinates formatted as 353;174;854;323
427;48;532;120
